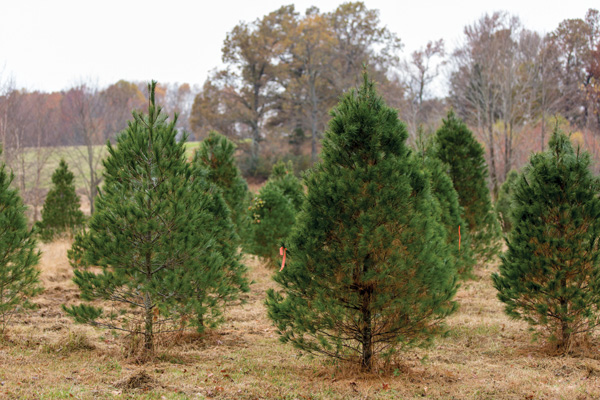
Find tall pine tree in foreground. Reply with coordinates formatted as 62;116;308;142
64;83;247;355
432;110;500;264
493;131;600;351
193;131;250;242
36;159;85;242
0;146;41;334
266;74;458;371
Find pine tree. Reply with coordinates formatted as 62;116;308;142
36;159;85;241
192;131;250;241
432;110;500;264
63;83;248;355
414;137;475;278
266;74;458;371
246;180;296;267
268;161;304;212
246;161;303;266
492;131;600;351
495;169;519;233
0;146;41;334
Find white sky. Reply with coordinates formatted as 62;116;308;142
0;0;595;93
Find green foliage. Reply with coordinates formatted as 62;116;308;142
193;131;251;241
36;159;85;242
414;140;475;278
64;82;248;354
247;185;296;267
266;74;458;371
0;147;42;334
267;161;304;212
495;169;519;233
492;130;600;351
432;110;501;264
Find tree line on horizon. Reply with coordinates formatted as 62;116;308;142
0;2;599;209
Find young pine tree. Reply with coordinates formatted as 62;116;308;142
246;161;303;266
414;136;475;278
192;131;250;241
0;146;41;334
266;74;458;371
64;83;247;354
36;159;85;241
492;131;600;351
495;169;519;233
432;110;500;264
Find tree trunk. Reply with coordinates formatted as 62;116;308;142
360;287;373;371
144;292;154;353
310;77;318;163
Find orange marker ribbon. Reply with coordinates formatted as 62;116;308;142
279;247;287;271
458;225;461;251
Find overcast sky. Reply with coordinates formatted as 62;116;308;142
0;0;595;92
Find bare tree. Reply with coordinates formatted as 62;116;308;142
61;82;106;215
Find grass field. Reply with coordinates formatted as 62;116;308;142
1;239;599;399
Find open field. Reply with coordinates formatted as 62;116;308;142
11;141;202;195
1;240;599;399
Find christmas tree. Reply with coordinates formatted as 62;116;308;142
495;169;519;233
493;130;600;351
64;83;248;355
266;74;458;371
193;131;250;241
0;145;41;334
414;137;475;278
268;161;304;212
36;159;85;241
432;110;500;264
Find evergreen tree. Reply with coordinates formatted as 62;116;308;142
414;137;475;278
36;159;85;241
495;169;519;233
266;74;458;371
246;161;303;266
193;131;250;241
246;181;296;267
0;146;41;334
64;83;248;354
492;131;600;351
432;110;501;264
268;161;304;212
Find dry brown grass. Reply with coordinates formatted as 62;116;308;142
0;241;599;399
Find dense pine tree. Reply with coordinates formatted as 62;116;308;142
266;74;458;371
432;110;500;264
0;146;41;334
495;169;519;233
493;131;600;351
414;139;475;278
36;159;85;241
64;83;248;354
192;131;250;241
268;161;304;212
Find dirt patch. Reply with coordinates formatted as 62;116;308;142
114;370;156;390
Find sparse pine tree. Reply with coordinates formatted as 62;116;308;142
0;146;41;334
63;83;247;355
193;131;250;241
36;159;85;241
432;110;501;264
495;169;519;233
266;74;458;371
493;130;600;351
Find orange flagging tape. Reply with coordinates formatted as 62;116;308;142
458;225;461;251
279;247;287;271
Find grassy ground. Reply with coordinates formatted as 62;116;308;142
1;239;599;399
